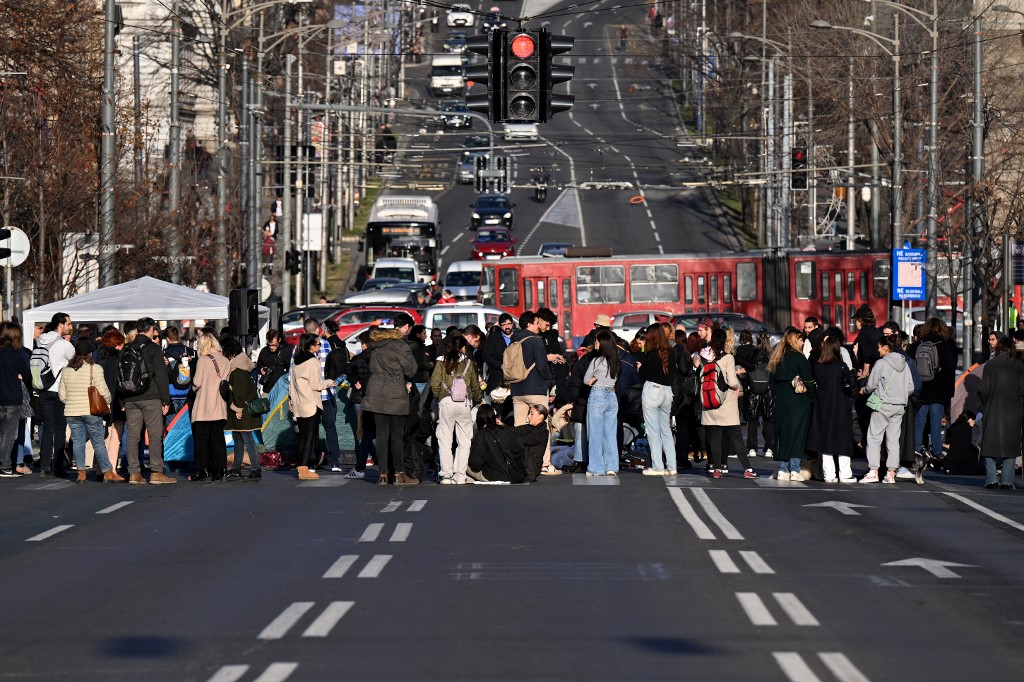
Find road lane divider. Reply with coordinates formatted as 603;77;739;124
736;592;777;626
258;602;315;640
206;664;249;682
407;500;427;512
96;501;134;514
358;523;384;542
691;489;744;540
773;652;821;681
943;492;1024;533
773;593;820;626
381;502;402;513
668;488;715;539
818;653;872;682
773;652;872;682
739;550;775;574
26;525;73;542
323;555;359;579
301;601;354;637
708;550;740;574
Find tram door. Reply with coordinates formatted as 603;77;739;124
681;270;733;314
524;276;574;343
816;266;872;334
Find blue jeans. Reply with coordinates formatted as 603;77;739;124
984;457;1017;486
573;421;588;463
231;431;259;472
642;382;676;471
586;387;619;474
67;415;112;473
914;402;944;454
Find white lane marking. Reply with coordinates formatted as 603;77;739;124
653;232;661;242
708;549;740;574
736;592;777;626
358;554;393;578
301;601;354;637
96;501;134;514
206;665;249;682
323;555;359;579
773;652;823;682
407;500;427;512
381;502;401;513
691;489;745;540
258;602;315;640
359;523;384;542
739;550;775;574
440;244;450;256
450;231;464;244
774;593;820;626
390;522;413;542
944;492;1024;533
667;488;715;540
819;653;872;682
252;663;300;682
26;525;73;542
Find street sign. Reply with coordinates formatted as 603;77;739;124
893;248;925;301
0;226;30;267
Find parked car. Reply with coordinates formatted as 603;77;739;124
470;227;517;260
361;277;404;291
609;311;674;342
421;303;506;332
321;306;423;348
343;283;433;307
470;194;515;229
280;304;346;335
671;313;782;346
446;4;474;27
443;30;468;53
537;241;574;257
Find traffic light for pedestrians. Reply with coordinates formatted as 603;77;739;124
0;228;10;260
286;248;301;274
474;154;489;192
465;33;500;122
502;30;542;122
540;33;575;121
496;156;509;193
791;147;808;190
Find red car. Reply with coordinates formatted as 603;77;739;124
283;306;422;346
470;227;517;260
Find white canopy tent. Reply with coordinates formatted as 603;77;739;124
22;276;268;330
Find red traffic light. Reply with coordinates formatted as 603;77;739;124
793;149;806;162
510;34;535;59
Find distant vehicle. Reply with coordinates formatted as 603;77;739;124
470;194;515;230
343;283;433;307
383;235;438;284
429;54;465;97
280;304;346;335
361;277;404;291
371;257;430;284
457;151;487;184
446;4;474;27
609;310;674;342
482;11;509;31
329;306;423;327
537;242;575;257
421;303;507;332
442;261;484;301
672;313;782;346
361;195;440;282
471;227;517;260
503;122;538;142
437;100;472;130
462;134;490;156
443;30;468;53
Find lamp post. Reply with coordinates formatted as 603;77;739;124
812;17;903;322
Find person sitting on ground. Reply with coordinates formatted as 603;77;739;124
514;403;550;482
940;410;984;475
467;403;527;484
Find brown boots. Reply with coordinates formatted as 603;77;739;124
102;470;125;483
393;472;419;486
297;466;320;481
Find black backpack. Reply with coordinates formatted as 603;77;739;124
749;350;771;394
118;341;153;397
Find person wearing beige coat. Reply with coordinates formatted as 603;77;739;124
58;339;121;482
289;333;336;480
701;329;757;479
188;335;230;481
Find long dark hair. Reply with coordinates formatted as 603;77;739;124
710;328;727;359
644;324;670;374
594;330;620;379
443;335;469;374
0;322;23;350
819;336;840;364
476;403;497;430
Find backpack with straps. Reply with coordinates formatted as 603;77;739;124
502;338;535;384
30;339;59;392
748;351;770;394
700;361;728;410
449;360;471;402
117;341;154;397
915;341;940;382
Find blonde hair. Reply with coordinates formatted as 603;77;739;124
724;327;735;355
768;329;803;372
197;334;222;357
124;329;138;344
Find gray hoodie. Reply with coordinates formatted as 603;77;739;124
865;351;915;406
38;331;75;395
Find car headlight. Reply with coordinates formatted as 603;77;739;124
472;212;480;219
503;212;512;219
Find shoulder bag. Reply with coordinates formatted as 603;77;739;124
866;373;890;411
88;365;111;416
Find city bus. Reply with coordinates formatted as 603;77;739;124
360;195;441;282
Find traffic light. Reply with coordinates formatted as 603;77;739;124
465;33;501;122
286;248;301;274
474;154;488;192
791;146;808;190
503;30;542;122
540;33;574;121
0;228;10;260
496;156;509;193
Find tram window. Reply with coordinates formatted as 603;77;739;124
822;305;831;326
723;275;732;303
836;305;844;330
562;280;570;309
860;272;868;300
630;264;678;303
564;311;572;339
550;279;558;308
873;259;890;298
847;272;856;301
576;265;625;304
537;279;545;308
848;304;856;333
835;273;843;300
684;276;694;304
498;268;519;308
697;276;706;304
736;263;757;301
524;279;534;310
821;272;830;301
710;276;719;304
795;261;816;299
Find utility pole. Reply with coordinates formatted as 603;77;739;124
283;55;294;311
168;0;181;284
132;37;143;200
215;1;229;296
847;58;856;251
781;72;792;249
99;0;117;288
890;14;903;324
966;17;983;360
766;56;776;248
241;56;253;289
925;0;939;318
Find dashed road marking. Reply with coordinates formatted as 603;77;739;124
774;593;820;626
773;652;821;681
736;592;777;626
252;663;300;682
357;554;392;578
96;501;133;514
668;488;715;540
301;601;354;637
206;665;249;682
407;500;427;512
739;550;775;574
381;502;402;513
323;555;359;579
390;522;413;542
258;602;315;640
26;525;73;542
819;653;872;682
359;523;384;542
709;549;740;573
691;489;744;540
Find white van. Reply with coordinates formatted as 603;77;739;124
503;122;539;142
442;261;483;301
371;257;432;284
421;303;505;332
430;54;465;97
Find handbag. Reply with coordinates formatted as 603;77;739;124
247;396;271;417
791;375;807;394
866;374;890;411
210;356;231;403
88;366;111;416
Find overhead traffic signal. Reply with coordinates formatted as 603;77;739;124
791;146;808;190
0;228;10;260
540;33;574;120
503;30;542;122
465;33;500;122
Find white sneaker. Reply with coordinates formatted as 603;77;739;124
330;465;344;473
642;468;665;476
439;477;455;485
860;469;880;483
895;466;915;481
764;449;774;459
606;470;618;476
747;449;757;459
824;476;839;483
839;476;858;483
665;469;677;476
585;471;602;477
776;470;791;481
343;469;365;479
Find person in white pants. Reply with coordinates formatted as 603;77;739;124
429;337;483;484
861;336;916;484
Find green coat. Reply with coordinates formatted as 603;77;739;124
226;362;261;432
769;349;815;459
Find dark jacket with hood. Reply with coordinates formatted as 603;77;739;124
96;343;124;420
911;332;954;404
468;425;527;483
482;326;513;384
508;329;553;397
361;328;418;415
122;334;171;406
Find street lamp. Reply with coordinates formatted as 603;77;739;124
812;17;903;322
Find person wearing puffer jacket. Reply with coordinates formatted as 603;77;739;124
58;339;120;483
861;335;917;484
361;319;418;486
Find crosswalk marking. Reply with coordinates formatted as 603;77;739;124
708;550;740;573
358;555;392;578
691;489;744;540
301;601;354;637
96;501;133;514
252;663;299;682
819;653;872;682
736;592;777;626
258;602;315;640
323;555;359;579
390;522;413;542
26;525;73;542
381;502;402;513
773;652;822;682
206;665;249;682
668;488;715;539
774;593;820;626
407;500;427;512
359;523;384;542
739;550;775;574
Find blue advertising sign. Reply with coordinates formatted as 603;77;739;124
893;248;926;301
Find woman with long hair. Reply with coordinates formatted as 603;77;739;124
96;329;126;471
701;328;756;478
58;339;119;482
222;337;263;481
0;322;32;478
467;403;527;483
807;336;857;482
639;324;678;475
189;333;231;482
429;335;483;484
768;328;815;481
289;333;337;481
741;331;775;459
583;330;621;476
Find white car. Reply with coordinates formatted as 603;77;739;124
447;4;474;27
611;311;674;342
421;303;506;332
503;122;538;142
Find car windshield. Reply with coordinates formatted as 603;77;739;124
445;271;481;287
476;230;508;243
374;267;415;282
476;196;508;209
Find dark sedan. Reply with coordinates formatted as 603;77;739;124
470;194;515;230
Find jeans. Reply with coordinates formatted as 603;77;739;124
586;387;618;474
573;421;588;463
38;391;67;473
0;405;20;471
642;382;675;471
374;412;406;475
124;399;165;474
866;403;904;471
321;398;341;466
231;431;259;472
67;415;112;473
436;397;473;482
984;457;1017;486
914;402;944;454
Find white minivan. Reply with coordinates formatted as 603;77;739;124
421;303;505;332
371;257;431;284
429;54;465;97
442;260;483;301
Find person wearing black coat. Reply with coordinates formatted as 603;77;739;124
345;331;376;479
911;318;955;456
481;314;515;386
255;330;291;394
0;322;32;476
807;337;857;482
514;404;550;482
467;404;527;483
566;349;594;472
738;331;775;457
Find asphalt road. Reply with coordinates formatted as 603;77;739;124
2;462;1022;681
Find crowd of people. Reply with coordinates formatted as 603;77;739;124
1;304;1022;490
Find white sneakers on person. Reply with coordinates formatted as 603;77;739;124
860;469;880;483
895;466;915;481
776;470;791;482
764;449;774;459
642;468;665;476
747;449;756;459
883;470;897;484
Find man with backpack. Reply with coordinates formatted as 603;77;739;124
33;313;75;477
910;318;954;464
506;311;553;431
120;317;176;484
